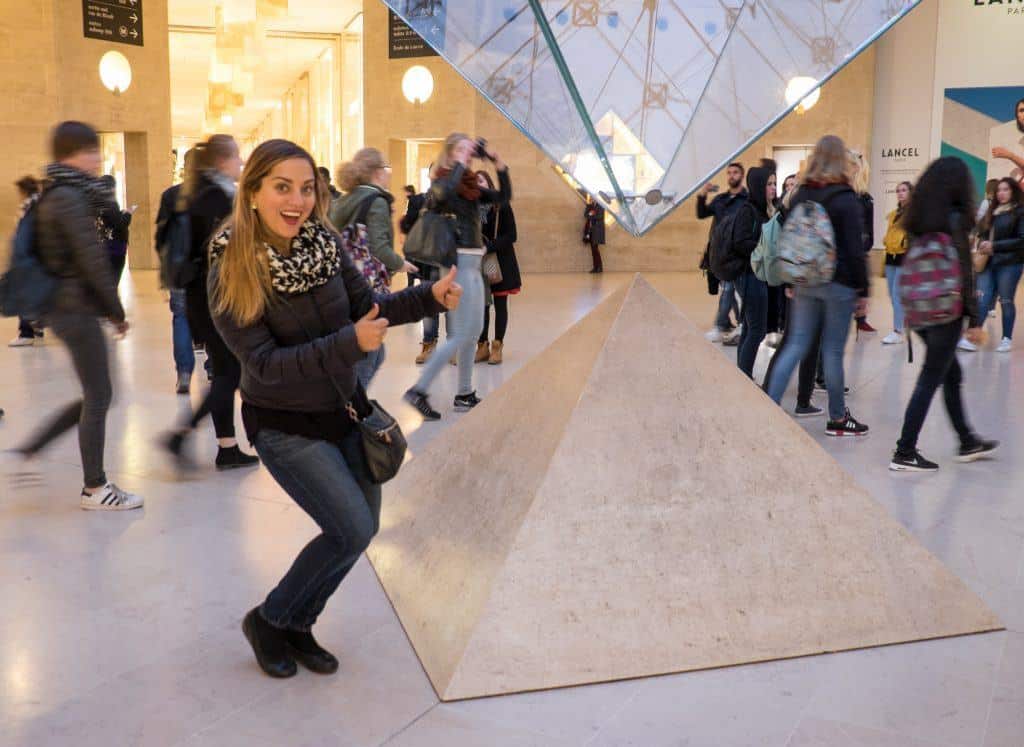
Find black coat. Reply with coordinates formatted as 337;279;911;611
399;193;425;235
155;183;181;249
185;174;234;343
789;183;869;295
583;203;605;245
988;205;1024;265
484;201;521;293
428;164;511;249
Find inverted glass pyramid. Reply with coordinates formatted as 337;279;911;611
384;0;921;236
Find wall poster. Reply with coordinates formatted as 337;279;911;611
941;86;1024;200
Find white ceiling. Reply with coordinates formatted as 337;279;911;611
168;0;362;141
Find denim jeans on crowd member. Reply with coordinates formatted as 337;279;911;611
885;265;905;332
169;289;195;375
978;262;1024;339
764;282;857;421
715;280;740;331
20;313;112;488
897;319;975;454
416;251;485;397
735;271;768;378
353;344;386;390
254;426;380;632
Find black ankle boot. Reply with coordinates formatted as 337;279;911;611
216;445;260;470
286;629;339;674
242;607;297;678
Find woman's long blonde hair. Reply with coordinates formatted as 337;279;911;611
848;149;871;195
802;135;848;186
430;132;471;178
211;138;332;326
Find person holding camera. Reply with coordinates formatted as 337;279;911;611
404;133;511;420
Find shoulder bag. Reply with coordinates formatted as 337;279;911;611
403;192;456;268
482;208;503;285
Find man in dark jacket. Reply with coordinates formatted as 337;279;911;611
15;121;141;510
697;162;747;342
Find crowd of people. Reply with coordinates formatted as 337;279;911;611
1;120;1018;678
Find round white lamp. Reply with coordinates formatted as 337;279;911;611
402;65;434;105
785;76;820;114
99;50;132;94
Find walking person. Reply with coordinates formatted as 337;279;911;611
697;162;747;344
329;147;418;388
583;194;605;273
730;163;775;377
163;134;259;470
762;136;870;436
13;121;141;510
476;170;521;365
9;175;46;347
972;177;1024;353
881;181;913;345
98;174;133;288
207;139;461;678
850;152;877;334
889;157;998;471
404;134;511;420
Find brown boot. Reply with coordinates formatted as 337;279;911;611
415;341;436;365
475;341;490;363
488;340;503;365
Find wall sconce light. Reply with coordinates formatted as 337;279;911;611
402;65;434;105
99;50;132;94
785;76;821;114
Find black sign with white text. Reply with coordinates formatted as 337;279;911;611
83;0;144;46
388;10;437;59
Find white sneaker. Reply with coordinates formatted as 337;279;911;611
881;331;904;345
80;482;143;511
723;325;743;344
704;328;724;343
8;336;34;347
989;309;998;318
957;337;978;352
996;337;1012;353
765;332;782;349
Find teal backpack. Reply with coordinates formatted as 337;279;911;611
750;213;783;286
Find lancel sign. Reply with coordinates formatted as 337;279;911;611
880;146;921;160
974;0;1024;15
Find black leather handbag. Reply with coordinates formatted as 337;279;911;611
403;205;456;268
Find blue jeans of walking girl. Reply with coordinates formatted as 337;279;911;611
415;251;484;397
885;265;904;332
978;262;1024;340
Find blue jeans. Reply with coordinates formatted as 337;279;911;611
885;265;904;332
978;262;1024;340
764;282;857;420
254;427;381;631
353;344;386;390
415;266;440;343
736;272;767;378
169;289;194;375
416;252;485;397
715;280;739;330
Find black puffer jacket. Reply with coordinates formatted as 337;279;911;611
788;183;869;295
36;185;124;321
428;164;511;252
988;205;1024;265
210;237;444;413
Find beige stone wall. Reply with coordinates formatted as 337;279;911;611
0;0;171;269
363;1;876;272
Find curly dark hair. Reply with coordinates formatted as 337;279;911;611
902;157;976;236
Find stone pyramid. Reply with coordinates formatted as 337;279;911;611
368;275;1000;701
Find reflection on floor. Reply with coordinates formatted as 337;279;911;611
1;270;1022;746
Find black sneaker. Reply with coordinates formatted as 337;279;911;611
216;445;260;470
825;410;869;437
889;450;939;472
956;439;999;463
404;389;441;420
794;403;823;418
453;391;482;411
285;630;339;674
815;380;850;394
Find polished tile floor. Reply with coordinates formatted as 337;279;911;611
1;270;1022;747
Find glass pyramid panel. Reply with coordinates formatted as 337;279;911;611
384;0;921;236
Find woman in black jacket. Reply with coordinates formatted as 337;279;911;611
210;139;460;678
98;174;132;286
476;170;520;365
729;163;774;377
975;177;1024;353
583;195;605;273
163;134;259;470
889;157;998;471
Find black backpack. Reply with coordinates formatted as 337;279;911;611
709;202;753;282
0;194;59;320
158;209;196;289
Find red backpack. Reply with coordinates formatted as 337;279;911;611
899;232;963;331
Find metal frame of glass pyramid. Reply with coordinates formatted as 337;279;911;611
384;0;922;236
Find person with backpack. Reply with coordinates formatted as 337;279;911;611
889;157;998;471
11;121;141;510
698;162;747;344
972;177;1024;353
162;135;259;471
8;175;45;347
762;135;870;437
329;148;418;387
850;152;877;334
98;174;133;288
881;180;913;345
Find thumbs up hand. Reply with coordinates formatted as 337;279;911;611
432;266;463;310
354;304;389;352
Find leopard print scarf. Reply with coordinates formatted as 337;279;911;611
209;218;342;296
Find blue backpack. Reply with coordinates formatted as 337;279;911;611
0;195;59;320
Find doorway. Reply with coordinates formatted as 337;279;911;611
773;145;815;188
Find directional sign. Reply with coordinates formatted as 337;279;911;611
83;0;144;47
388;9;438;59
